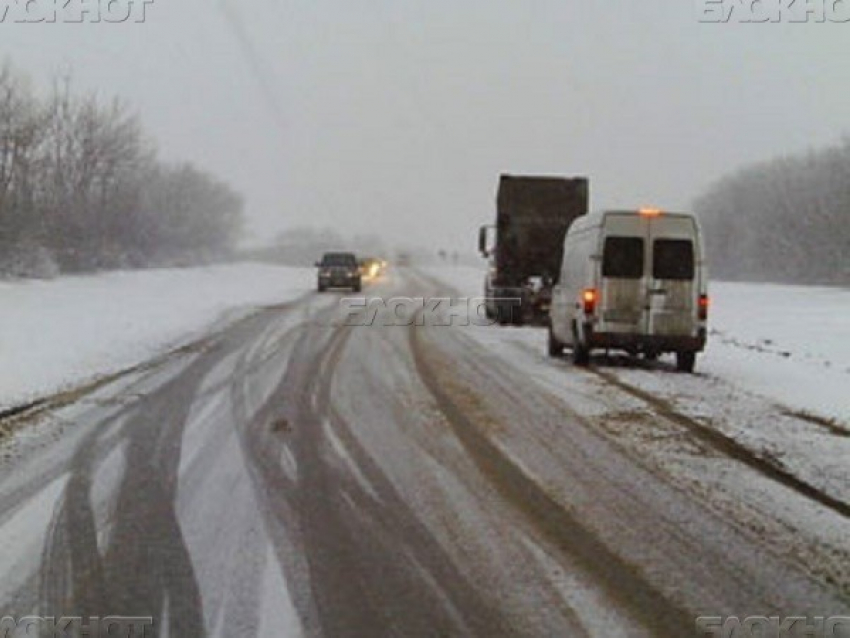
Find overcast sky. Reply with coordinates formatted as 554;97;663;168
1;0;848;252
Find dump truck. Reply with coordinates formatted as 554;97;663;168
479;174;589;325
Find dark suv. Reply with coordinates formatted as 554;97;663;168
316;252;361;292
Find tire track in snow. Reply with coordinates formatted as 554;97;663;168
592;369;850;520
231;284;510;637
409;267;850;629
408;312;695;637
24;299;316;630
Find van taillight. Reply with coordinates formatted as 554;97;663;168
582;288;597;315
698;294;709;321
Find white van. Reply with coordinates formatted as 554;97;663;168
548;209;708;372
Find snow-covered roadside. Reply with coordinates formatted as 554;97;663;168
421;265;850;422
0;263;313;410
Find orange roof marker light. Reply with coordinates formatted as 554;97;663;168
639;208;663;217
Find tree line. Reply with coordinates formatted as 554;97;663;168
0;62;243;278
694;139;850;286
246;227;389;267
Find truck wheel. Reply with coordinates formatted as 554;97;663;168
547;327;564;358
676;351;696;373
353;282;362;293
317;284;326;293
484;289;494;316
572;340;590;366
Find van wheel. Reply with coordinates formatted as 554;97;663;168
547;327;564;358
571;323;590;366
572;340;590;366
676;351;696;373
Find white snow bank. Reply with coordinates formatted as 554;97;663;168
422;266;850;421
0;263;313;410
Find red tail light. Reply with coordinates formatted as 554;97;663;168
698;294;709;321
582;288;597;315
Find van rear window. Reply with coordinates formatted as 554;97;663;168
602;237;644;279
653;240;694;280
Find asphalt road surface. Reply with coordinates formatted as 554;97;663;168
0;269;847;637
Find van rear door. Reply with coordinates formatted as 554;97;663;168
599;215;646;335
646;217;697;337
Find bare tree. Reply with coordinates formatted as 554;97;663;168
0;62;246;277
0;63;53;276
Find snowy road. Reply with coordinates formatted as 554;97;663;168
0;268;848;637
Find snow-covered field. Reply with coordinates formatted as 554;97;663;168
701;283;850;420
0;263;313;410
423;265;850;423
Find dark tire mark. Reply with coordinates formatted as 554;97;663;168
37;351;220;635
409;319;695;637
779;408;850;438
232;290;511;637
593;369;850;520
